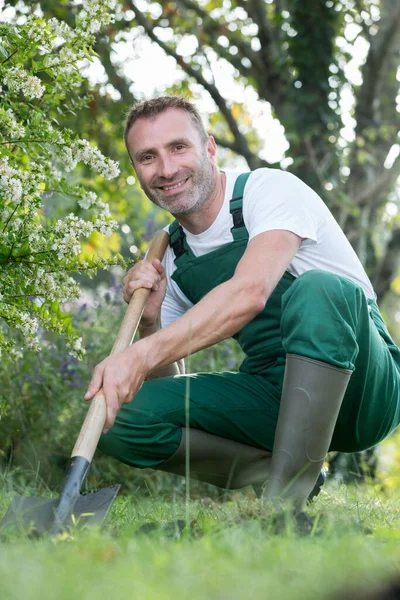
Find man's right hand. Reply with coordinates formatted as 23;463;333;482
123;258;167;328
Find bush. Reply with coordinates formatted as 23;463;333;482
0;1;123;359
0;270;244;494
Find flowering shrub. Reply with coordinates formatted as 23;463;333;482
0;0;124;359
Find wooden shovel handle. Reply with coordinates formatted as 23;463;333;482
71;230;170;462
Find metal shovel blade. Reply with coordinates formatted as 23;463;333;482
0;485;120;536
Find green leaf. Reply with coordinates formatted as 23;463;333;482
0;45;8;59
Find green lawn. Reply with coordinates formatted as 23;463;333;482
1;481;399;600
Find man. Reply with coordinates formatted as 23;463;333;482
85;96;400;507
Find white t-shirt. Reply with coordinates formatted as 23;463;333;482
160;168;375;328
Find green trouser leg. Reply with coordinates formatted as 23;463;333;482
97;371;281;478
281;270;400;452
97;270;400;496
264;269;400;506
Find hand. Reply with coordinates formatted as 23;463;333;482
123;258;166;328
84;344;149;433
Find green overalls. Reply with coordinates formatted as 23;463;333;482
98;173;400;469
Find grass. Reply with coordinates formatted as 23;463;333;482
0;477;400;600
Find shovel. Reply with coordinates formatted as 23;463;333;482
1;230;170;536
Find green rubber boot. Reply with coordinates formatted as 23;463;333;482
158;428;271;489
263;354;352;508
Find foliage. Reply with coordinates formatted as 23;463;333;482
377;427;400;492
0;273;129;487
0;271;243;490
121;0;400;301
33;0;400;303
1;484;400;599
0;0;125;359
1;0;399;493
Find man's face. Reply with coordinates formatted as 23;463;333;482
126;108;217;215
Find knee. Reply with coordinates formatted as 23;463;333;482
97;402;155;459
96;382;182;469
97;429;117;457
293;269;356;297
280;269;365;368
284;270;364;310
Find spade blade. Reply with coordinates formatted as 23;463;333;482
0;486;120;536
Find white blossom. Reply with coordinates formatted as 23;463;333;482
9;347;23;360
0;109;26;138
0;175;23;202
23;76;45;99
78;191;98;209
65;139;120;180
48;17;72;42
35;269;80;302
88;20;101;34
61;146;77;171
0;156;14;177
16;312;39;337
76;0;117;36
25;18;54;53
67;336;86;358
48;46;86;76
3;67;45;100
50;211;118;259
0;1;121;360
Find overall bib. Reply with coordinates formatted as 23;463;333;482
98;174;400;470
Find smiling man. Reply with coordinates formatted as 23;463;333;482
85;96;400;507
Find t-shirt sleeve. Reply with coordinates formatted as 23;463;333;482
160;248;193;328
143;232;192;328
160;281;189;328
243;169;321;244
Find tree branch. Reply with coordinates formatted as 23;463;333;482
0;139;57;144
354;154;400;206
177;0;263;74
94;38;133;105
212;135;269;168
354;0;400;132
246;0;286;104
2;203;20;233
2;48;18;65
374;227;400;301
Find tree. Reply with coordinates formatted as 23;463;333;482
94;0;399;302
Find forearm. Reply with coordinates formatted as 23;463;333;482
138;319;185;378
132;230;301;378
138;276;264;373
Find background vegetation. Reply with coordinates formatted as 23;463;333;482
0;4;400;597
1;0;399;488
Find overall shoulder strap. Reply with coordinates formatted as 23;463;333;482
169;171;251;261
168;220;195;265
230;172;251;241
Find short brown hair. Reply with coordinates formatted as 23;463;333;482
124;96;208;160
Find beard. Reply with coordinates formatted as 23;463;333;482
138;150;216;216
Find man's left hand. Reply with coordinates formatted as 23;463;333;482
84;344;149;433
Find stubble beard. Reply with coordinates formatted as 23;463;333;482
139;151;216;216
